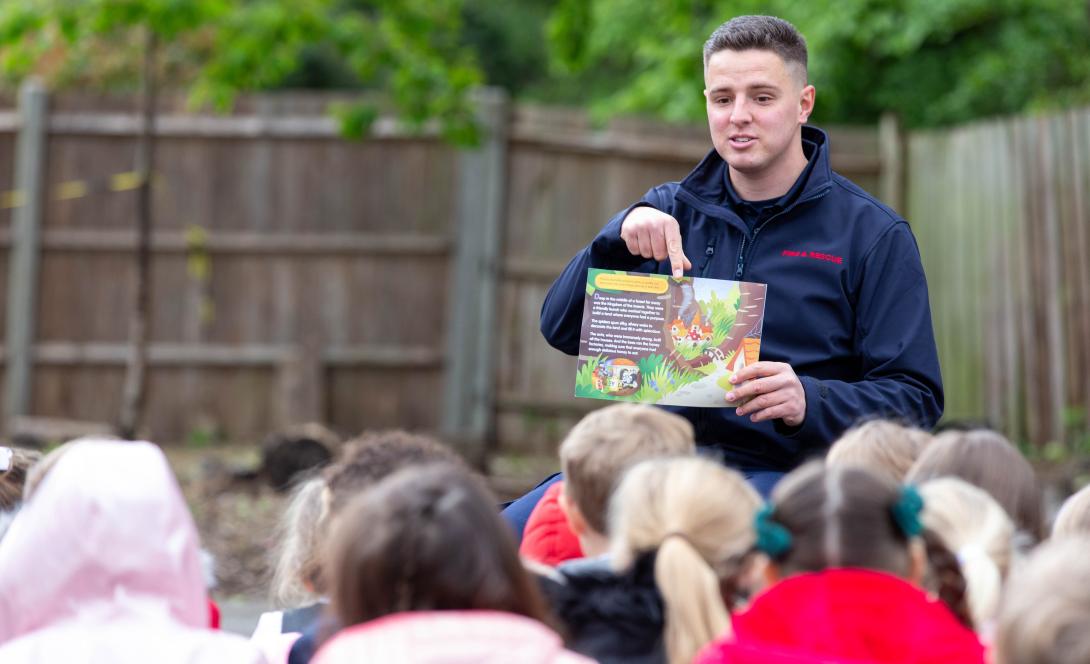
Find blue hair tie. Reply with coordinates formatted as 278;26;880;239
891;485;924;538
754;504;792;558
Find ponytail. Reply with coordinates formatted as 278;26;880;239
655;534;730;664
921;529;974;629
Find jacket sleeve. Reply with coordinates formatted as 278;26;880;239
539;185;675;355
777;222;945;443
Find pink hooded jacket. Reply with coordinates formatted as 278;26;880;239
0;439;264;663
313;610;594;664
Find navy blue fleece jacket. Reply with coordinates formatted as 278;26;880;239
540;126;943;472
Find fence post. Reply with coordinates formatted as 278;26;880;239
4;79;48;433
879;112;905;213
441;87;510;462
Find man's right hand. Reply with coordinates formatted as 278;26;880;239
620;206;692;278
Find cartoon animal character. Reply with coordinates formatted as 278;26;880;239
591;358;640;396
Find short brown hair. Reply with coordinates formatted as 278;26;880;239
559;404;694;534
324;430;463;517
826;420;933;484
906;429;1043;542
325;464;551;628
703;15;808;80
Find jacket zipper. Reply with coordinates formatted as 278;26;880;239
732;186;830;280
700;236;719;277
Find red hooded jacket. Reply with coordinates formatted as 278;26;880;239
519;482;583;566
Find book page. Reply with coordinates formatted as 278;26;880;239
575;269;767;407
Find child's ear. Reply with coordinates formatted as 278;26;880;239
558;485;588;537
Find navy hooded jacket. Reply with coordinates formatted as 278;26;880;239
540;126;943;472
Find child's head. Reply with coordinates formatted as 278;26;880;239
1052;484;1090;539
996;535;1090;664
269;476;327;607
559;404;694;538
0;446;41;510
323;430;464;518
760;462;923;578
325;463;550;628
907;429;1043;542
919;477;1014;628
826;419;932;484
609;456;761;664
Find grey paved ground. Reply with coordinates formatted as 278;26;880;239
218;597;269;636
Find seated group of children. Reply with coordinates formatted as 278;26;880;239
1;408;1089;664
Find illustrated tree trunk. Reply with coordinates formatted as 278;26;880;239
119;28;158;440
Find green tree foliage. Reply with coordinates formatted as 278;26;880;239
0;0;484;143
544;0;1090;127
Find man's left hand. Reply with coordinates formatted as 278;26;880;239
726;361;806;427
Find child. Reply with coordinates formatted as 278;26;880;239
521;403;695;565
1051;484;1090;539
907;428;1043;543
542;456;760;664
697;463;985;664
919;477;1014;632
995;535;1090;664
825;419;932;484
0;439;263;663
312;463;592;663
252;476;328;662
286;429;468;664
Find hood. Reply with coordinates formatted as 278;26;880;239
313;611;593;664
0;439;207;642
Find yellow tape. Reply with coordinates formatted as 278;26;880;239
0;190;24;209
56;180;88;200
110;171;144;191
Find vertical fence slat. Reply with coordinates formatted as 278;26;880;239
4;80;47;432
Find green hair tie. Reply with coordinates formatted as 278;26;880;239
891;485;925;538
754;504;792;558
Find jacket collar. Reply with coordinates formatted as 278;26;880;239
676;125;833;230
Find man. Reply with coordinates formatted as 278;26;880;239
537;16;942;499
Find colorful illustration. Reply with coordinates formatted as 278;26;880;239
575;269;767;407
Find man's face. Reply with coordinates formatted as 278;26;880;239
704;48;815;181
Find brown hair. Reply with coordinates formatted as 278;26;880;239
325;463;552;629
559;404;694;534
0;447;40;510
703;15;808;80
610;457;761;664
766;462;974;627
906;429;1043;542
826;419;932;484
997;536;1090;664
1052;484;1090;539
324;430;463;517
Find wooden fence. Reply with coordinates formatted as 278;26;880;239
0;86;893;455
908;109;1090;446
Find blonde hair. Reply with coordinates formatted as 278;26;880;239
996;536;1090;664
559;404;694;534
919;477;1014;628
610;457;760;664
1052;485;1090;539
826;420;932;484
270;476;327;607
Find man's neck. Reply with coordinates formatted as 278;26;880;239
728;140;808;202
